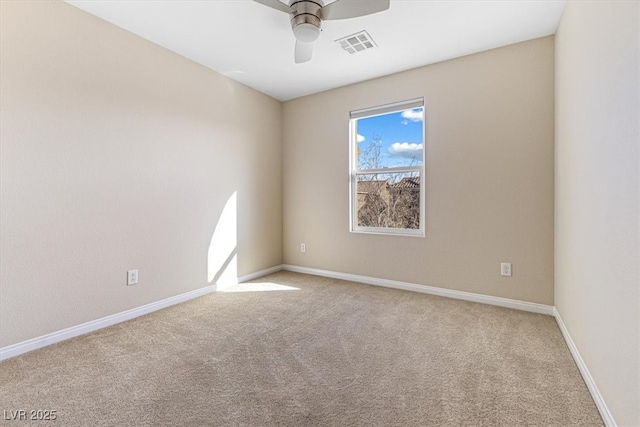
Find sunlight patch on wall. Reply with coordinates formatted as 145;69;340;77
208;192;238;289
215;254;238;290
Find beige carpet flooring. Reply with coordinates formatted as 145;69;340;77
0;271;603;426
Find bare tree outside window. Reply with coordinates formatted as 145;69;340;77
356;176;420;230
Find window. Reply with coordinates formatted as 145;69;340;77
349;98;425;236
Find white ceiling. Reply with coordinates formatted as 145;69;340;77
65;0;566;101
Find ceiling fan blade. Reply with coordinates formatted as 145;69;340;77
295;40;314;64
252;0;294;14
321;0;390;20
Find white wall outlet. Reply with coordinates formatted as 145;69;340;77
301;243;306;253
501;263;512;277
127;269;139;286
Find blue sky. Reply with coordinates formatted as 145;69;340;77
356;108;424;169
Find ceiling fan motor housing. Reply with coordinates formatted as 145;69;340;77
290;1;324;42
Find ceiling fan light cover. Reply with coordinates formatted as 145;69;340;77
293;22;320;42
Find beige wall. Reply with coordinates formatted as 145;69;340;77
283;37;555;305
555;1;639;425
0;1;282;347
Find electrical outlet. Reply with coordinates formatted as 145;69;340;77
500;263;512;277
301;243;306;253
127;269;139;286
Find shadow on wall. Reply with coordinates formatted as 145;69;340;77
208;192;238;290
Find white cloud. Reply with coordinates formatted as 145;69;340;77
388;142;423;158
357;134;365;143
401;109;423;123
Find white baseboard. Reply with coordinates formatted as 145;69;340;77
0;264;289;362
0;284;216;362
553;308;616;427
282;264;554;315
238;265;284;283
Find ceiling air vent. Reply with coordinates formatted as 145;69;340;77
335;30;377;54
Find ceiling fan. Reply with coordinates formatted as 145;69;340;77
253;0;390;64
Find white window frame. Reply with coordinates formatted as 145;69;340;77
349;98;425;237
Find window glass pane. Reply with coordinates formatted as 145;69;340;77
355;107;424;170
356;172;421;229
